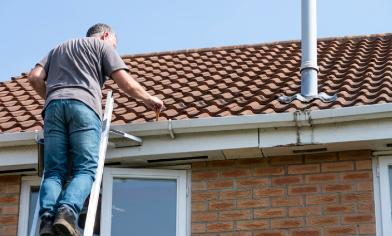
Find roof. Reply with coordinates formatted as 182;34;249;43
1;33;392;134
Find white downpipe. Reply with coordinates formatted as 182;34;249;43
300;0;319;96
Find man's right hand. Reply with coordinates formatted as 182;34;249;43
144;96;164;113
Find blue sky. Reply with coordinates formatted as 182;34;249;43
0;0;391;82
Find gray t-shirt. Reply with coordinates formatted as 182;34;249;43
38;37;129;121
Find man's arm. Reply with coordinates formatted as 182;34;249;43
111;69;163;111
28;65;47;99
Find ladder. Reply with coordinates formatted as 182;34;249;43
30;90;143;236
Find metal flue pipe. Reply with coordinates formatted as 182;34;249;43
300;0;319;96
278;0;336;103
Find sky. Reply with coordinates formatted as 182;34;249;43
0;0;391;82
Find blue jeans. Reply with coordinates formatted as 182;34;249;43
39;100;102;219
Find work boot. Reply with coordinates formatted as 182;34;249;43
53;206;82;236
39;215;56;236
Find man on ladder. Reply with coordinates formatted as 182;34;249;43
28;23;163;236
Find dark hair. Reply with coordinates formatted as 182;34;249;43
86;23;115;39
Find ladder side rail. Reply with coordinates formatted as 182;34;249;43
83;90;114;236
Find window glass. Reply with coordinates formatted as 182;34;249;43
111;178;177;236
26;186;100;236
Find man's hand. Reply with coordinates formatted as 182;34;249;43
28;65;47;99
111;69;164;112
143;96;164;112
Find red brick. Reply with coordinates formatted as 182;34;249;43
237;199;269;209
341;192;373;203
359;224;376;234
237;220;268;230
340;171;372;181
3;226;18;235
271;155;302;165
306;216;339;226
289;206;321;217
208;160;235;169
339;150;371;160
191;224;205;233
237;158;268;167
237;178;268;188
192;161;206;170
208;180;234;190
358;203;375;213
3;205;18;215
192;192;218;202
357;181;373;191
254;231;286;236
0;206;2;214
324;225;357;236
209;201;235;211
305;173;337;184
342;213;375;224
192;171;218;180
305;152;337;163
288;185;319;195
219;210;250;220
323;204;356;214
254;208;286;219
192;181;206;191
321;161;354;172
221;169;251;179
322;183;355;193
221;233;252;236
288;164;320;174
207;222;233;232
0;216;18;225
253;188;285;198
220;190;251;200
306;194;338;205
289;228;322;236
192;212;217;222
253;167;285;176
0;186;4;194
0;195;19;204
271;176;302;186
271;218;303;229
0;175;20;184
356;160;372;170
192;202;206;212
271;197;303;207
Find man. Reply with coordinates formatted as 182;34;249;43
28;24;163;236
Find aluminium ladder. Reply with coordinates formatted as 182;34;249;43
30;90;142;236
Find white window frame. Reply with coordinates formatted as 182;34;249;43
375;155;392;236
101;167;188;236
18;176;42;236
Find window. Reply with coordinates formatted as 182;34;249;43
19;167;190;236
101;168;188;236
376;156;392;235
19;176;100;236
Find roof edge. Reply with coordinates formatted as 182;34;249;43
120;32;392;59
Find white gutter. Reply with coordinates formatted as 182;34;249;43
1;103;392;147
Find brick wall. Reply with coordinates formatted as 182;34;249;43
0;176;21;236
191;150;376;236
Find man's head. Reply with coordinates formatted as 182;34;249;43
86;23;117;49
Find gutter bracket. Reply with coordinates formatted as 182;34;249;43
168;119;175;139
